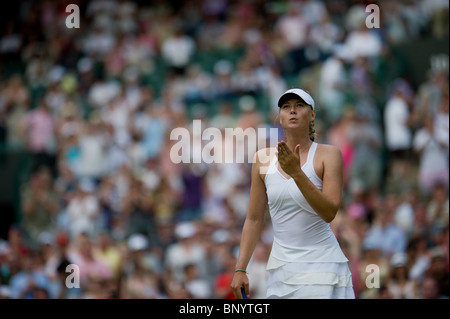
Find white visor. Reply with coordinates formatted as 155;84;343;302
277;88;315;110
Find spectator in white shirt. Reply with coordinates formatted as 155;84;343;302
67;178;101;238
318;44;349;125
413;115;449;196
384;80;415;167
161;27;196;76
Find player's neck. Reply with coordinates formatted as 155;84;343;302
284;133;312;153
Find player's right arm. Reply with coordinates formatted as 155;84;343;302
230;149;269;299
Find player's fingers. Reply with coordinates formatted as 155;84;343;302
244;282;250;298
278;141;289;156
280;142;292;155
277;142;283;154
230;274;246;299
230;284;241;299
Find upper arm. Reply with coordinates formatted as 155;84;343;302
246;151;269;222
321;145;344;212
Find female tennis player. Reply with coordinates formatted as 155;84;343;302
231;88;355;299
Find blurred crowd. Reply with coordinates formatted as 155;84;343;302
0;0;448;299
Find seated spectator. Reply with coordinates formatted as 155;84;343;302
20;168;60;249
164;222;205;283
424;247;449;298
425;183;449;231
214;250;236;299
9;250;52;299
386;252;419;299
419;276;449;299
413;116;449;196
357;240;390;299
66;179;101;238
183;263;212;299
68;233;113;291
364;196;408;257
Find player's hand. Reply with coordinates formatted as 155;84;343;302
277;141;301;177
230;272;250;299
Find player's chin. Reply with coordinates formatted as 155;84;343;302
284;122;301;129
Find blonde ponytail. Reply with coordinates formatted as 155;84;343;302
309;120;317;141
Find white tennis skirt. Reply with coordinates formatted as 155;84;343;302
266;258;355;299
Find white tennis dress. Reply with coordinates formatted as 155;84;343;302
264;142;355;299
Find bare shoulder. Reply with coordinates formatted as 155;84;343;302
316;144;342;167
254;147;277;165
253;147;276;180
316;143;342;159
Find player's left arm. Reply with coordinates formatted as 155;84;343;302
317;145;344;222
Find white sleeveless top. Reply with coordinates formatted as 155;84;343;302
264;142;348;266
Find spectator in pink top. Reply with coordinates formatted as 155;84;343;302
26;99;56;154
25;98;57;174
69;233;113;293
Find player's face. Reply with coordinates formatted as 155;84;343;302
279;98;315;129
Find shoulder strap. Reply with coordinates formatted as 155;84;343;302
306;142;318;165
